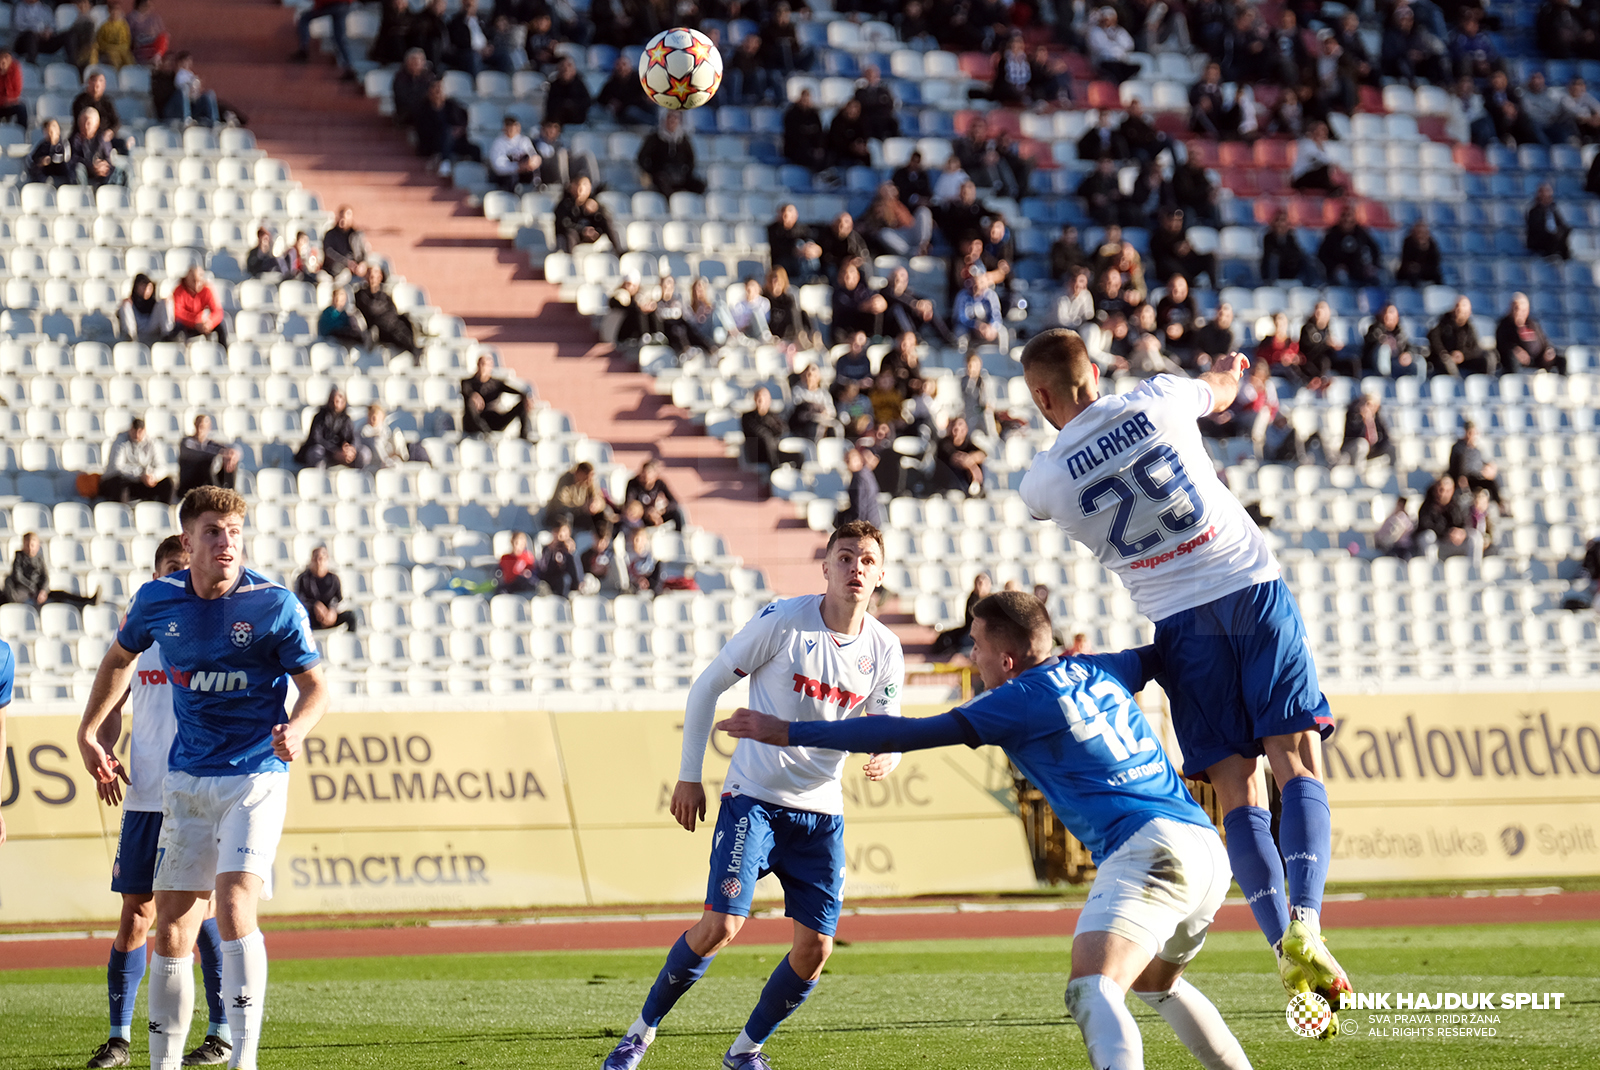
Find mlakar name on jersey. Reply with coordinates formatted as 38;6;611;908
1064;413;1158;479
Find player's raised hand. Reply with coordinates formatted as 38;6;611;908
716;708;790;746
95;757;129;806
669;780;707;832
272;721;307;762
1212;351;1250;381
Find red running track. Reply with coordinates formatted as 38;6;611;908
6;892;1598;970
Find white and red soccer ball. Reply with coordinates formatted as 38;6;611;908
638;27;723;110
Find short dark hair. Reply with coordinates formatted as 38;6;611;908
154;534;186;571
129;417;145;432
826;519;884;557
971;591;1051;655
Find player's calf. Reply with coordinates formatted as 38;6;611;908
1133;979;1253;1070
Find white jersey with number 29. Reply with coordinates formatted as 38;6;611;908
1019;374;1279;623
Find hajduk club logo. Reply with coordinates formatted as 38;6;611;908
1287;991;1333;1038
720;877;742;898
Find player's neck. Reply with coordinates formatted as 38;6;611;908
190;566;239;600
819;594;869;637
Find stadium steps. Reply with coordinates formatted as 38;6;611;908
154;0;829;596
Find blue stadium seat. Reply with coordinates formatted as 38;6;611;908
1552;145;1583;171
1531;259;1564;289
1462;260;1495;288
717;107;752;134
1392;288;1425;315
1494;231;1526;255
1463;173;1492;198
778;164;814;192
1457;202;1488;227
1518;146;1551;171
1489;173;1521;198
1485;144;1517;170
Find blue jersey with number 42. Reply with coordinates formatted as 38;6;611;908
954;650;1211;864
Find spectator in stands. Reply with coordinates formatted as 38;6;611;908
1;532;99;608
1260;210;1316;286
103;419;176;503
317;286;367;346
26;119;70;187
1520;71;1576;145
685;276;731;349
606;272;661;344
597;53;653;127
1169;154;1219;226
495;531;539;594
760;2;812;74
1150;209;1218;287
767;203;822;284
522;12;561;74
554;175;623;253
1076;158;1128;227
1154;272;1198;354
1449;9;1500;81
891;150;933;215
536;521;583;598
246;228;287;278
1256;311;1309;383
1088;6;1140;82
91;1;135;68
1318;205;1382;285
119;274;171;344
296;389;365;469
391;49;434;126
782;88;827;171
445;0;514;74
167;51;222;126
1265;9;1310;86
1339;394;1395;467
285;231;321;281
980;216;1017;306
832;331;874;390
359;404;404;469
938;180;996;253
931;571;989;658
178;415;240;497
723;34;768;106
61;0;99;68
834;447;884;530
955;350;993;436
1076;111;1129;163
1372;495;1418;557
852;65;898;140
1190;302;1236;372
1309;28;1359;117
1527;183;1572;259
861;184;933;260
414;79;480;178
489;115;539;192
727;277;772;343
295;547;358;633
788;363;838;443
1049;225;1091;283
637;111;705;198
954;270;1003;350
1363;303;1417;377
741;386;795;473
1564;77;1600;142
532;120;598;189
1188;61;1239;137
934;416;987;496
763;267;819;352
1382;5;1449;87
1395;221;1443;286
166;266;226;345
551;461;614;534
1092;265;1137;321
1049;267;1094;331
1428;296;1492;376
1417;476;1483;564
867;369;906;430
322;205;372;281
355;266;422;361
825;99;873;170
72;72;125;153
543;56;592;127
625;460;686;532
1449;420;1509;514
369;0;413;64
461;353;532;440
883;267;956;345
68;109;124;189
11;0;66;64
405;0;448;62
1497;292;1565;375
1300;300;1351;380
624;526;664;596
829;258;885;342
1539;0;1594;57
819;214;871;283
1289;121;1346;196
291;0;354;77
987;33;1033;105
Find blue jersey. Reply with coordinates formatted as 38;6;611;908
0;638;12;707
116;567;320;776
953;651;1212;864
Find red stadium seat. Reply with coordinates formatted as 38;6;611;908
1059;52;1092;79
959;52;994;80
1252;199;1286;225
1184;140;1219;167
1086;80;1120;109
1452;142;1491;172
1256;169;1287;194
1221;168;1260;197
1252;139;1289;168
1357;84;1385;113
1218;142;1251;168
1418;116;1452;142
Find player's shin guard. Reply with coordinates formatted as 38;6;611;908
196;918;232;1045
148;953;195;1070
1065;974;1143;1070
1136;979;1253;1070
636;933;717;1037
1221;806;1290;947
1278;776;1332;930
107;943;147;1040
220;930;267;1070
729;956;818;1055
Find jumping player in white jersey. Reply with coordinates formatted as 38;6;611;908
601;520;905;1070
1016;330;1349;1026
722;591;1253;1070
80;536;232;1069
77;487;328;1070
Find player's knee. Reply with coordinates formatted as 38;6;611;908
691;911;744;952
789;933;832;978
118;896;155;945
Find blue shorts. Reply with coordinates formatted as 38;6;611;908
111;810;164;895
704;793;846;938
1153;579;1334;778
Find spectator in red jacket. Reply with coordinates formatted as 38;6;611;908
169;266;228;345
495;531;539;594
0;50;29;125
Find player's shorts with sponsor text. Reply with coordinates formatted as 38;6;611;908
1076;817;1230;966
154;769;289;898
110;809;163;895
704;792;846;937
1153;578;1335;776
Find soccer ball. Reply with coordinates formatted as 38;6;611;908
638;27;723;110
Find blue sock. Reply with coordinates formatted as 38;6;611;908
638;934;716;1029
1222;806;1290;947
195;917;231;1044
1279;776;1332;918
107;943;146;1040
739;956;819;1047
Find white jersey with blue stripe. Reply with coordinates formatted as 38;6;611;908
953;650;1212;864
116;567;321;777
1019;374;1279;622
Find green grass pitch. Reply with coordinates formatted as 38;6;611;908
3;922;1597;1069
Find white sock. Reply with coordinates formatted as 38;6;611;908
1290;906;1321;935
1065;975;1142;1070
221;930;268;1070
147;954;195;1070
1136;978;1253;1070
727;1028;761;1056
626;1016;657;1045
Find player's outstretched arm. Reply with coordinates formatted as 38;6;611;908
273;665;329;762
87;691;131;807
1198;352;1249;413
720;708;973;754
77;642;140;794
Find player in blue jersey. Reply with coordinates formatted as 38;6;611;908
722;591;1260;1066
1016;331;1347;1013
80;536;233;1068
77;487;328;1070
